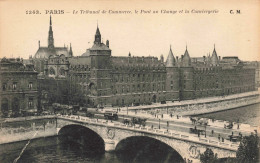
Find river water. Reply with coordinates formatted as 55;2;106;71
196;103;260;126
0;103;259;163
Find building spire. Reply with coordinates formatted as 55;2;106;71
48;15;54;49
69;43;73;57
50;15;52;26
94;24;101;44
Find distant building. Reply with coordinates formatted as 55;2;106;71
32;15;73;74
33;17;256;108
0;58;38;117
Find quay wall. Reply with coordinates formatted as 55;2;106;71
125;91;260;116
0;116;57;144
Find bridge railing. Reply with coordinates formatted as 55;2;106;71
57;114;240;150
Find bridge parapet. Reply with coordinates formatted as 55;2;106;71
57;114;240;151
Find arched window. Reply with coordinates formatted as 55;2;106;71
59;68;65;76
49;67;55;75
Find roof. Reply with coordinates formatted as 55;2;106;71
82;49;90;57
89;43;111;51
34;47;69;59
68;56;91;67
165;47;176;67
211;47;219;65
111;56;163;68
182;48;191;66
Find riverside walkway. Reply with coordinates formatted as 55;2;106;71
106;90;259;115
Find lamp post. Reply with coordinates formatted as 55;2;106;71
159;119;161;129
205;124;207;138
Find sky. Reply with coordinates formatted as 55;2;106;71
0;0;259;61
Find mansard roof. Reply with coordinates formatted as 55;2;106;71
89;43;111;51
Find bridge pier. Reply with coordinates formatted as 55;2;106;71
104;139;116;151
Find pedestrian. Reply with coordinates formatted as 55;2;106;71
218;134;220;141
222;137;224;142
170;113;172;118
161;114;163;118
232;131;233;136
151;125;153;129
229;136;232;142
195;126;197;130
237;124;240;129
167;121;169;127
177;115;179;119
211;130;214;136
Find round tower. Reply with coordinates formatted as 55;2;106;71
180;46;194;100
165;46;180;101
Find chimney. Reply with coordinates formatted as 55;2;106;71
160;54;164;63
106;40;109;48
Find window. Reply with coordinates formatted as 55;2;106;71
28;97;33;107
12;82;17;90
49;68;55;75
2;83;7;91
28;82;33;90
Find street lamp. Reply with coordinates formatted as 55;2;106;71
159;119;161;129
205;124;207;138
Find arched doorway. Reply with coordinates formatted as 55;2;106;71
152;95;156;103
1;98;8;117
12;97;19;117
115;136;184;162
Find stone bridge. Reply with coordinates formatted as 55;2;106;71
57;115;238;162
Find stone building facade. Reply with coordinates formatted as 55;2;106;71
0;58;38;117
34;17;256;108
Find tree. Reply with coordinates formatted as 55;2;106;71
200;148;218;163
236;133;259;163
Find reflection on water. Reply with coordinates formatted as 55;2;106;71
1;104;258;163
0;136;184;163
196;103;260;126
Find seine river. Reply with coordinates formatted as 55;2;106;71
0;103;259;163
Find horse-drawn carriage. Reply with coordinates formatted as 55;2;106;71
123;117;147;127
190;117;208;126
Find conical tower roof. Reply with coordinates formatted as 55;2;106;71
165;45;176;67
182;45;191;66
211;44;219;66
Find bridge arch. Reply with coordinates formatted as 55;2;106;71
115;135;184;162
58;124;105;153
